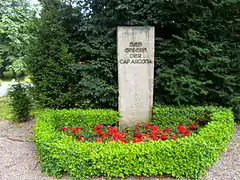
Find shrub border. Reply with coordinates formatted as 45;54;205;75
34;106;235;179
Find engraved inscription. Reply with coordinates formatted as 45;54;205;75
120;41;153;64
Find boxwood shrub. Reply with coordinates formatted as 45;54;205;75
34;106;235;179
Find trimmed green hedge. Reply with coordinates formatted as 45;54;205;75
35;108;119;138
34;106;235;179
48;108;119;128
152;105;207;129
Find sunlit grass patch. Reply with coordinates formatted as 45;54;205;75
0;97;13;120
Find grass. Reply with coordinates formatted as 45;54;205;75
0;97;13;120
0;96;43;121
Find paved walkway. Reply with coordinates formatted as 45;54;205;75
0;119;239;180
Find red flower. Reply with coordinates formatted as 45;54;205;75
151;135;158;141
170;134;177;140
164;128;171;133
143;124;151;129
135;134;147;139
136;122;141;128
60;127;67;131
77;136;83;141
95;124;103;129
72;128;79;133
96;138;103;142
101;134;109;139
113;132;122;140
150;125;159;131
122;132;128;137
160;134;167;140
107;126;118;134
120;139;128;143
67;134;72;136
150;131;158;137
133;137;142;143
182;130;190;137
96;129;103;135
189;123;196;130
134;128;140;133
178;125;186;133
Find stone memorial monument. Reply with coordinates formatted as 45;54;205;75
117;26;155;128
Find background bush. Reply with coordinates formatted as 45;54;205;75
34;106;235;179
8;82;32;122
26;0;240;119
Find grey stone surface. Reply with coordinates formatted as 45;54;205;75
117;26;155;128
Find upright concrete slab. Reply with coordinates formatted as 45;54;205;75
117;26;155;129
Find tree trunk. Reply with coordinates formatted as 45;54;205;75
12;70;17;80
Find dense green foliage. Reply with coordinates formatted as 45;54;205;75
44;108;119;137
26;0;240;120
0;0;36;79
26;0;89;109
152;105;210;129
34;106;235;179
8;83;32;122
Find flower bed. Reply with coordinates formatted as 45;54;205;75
60;122;198;143
34;106;235;179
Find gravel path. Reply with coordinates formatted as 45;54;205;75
0;119;239;180
0;120;57;180
203;124;240;180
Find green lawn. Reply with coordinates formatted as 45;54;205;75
0;96;42;121
0;97;13;120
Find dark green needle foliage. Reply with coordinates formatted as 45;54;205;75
8;83;32;122
26;0;240;119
